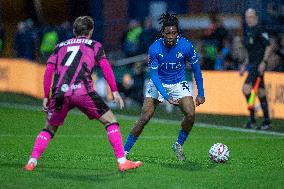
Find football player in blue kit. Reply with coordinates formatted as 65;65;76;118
124;13;205;160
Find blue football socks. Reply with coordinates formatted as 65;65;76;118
124;133;138;153
177;129;189;145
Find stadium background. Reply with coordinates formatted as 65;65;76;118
0;0;283;120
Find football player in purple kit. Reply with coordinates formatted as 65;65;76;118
24;16;142;172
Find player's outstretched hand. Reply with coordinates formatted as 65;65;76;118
42;98;48;112
113;91;125;109
195;96;205;107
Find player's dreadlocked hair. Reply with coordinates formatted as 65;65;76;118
158;12;180;34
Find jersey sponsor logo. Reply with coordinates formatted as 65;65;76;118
160;62;182;70
176;52;183;58
61;84;69;92
71;83;82;90
158;53;164;58
60;83;81;92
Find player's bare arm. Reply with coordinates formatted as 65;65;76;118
42;63;56;112
113;91;124;109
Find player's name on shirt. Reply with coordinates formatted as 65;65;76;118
59;38;92;47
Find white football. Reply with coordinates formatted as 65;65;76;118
209;143;230;163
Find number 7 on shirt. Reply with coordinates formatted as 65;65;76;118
65;46;80;66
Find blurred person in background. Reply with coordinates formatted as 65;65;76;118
231;36;248;70
138;17;158;54
204;14;228;53
23;16;142;172
0;22;4;56
57;21;73;42
263;2;282;35
116;61;146;106
266;35;283;71
124;13;205;161
214;37;237;70
278;33;284;70
202;13;228;70
39;25;59;62
240;8;273;130
128;61;146;105
13;20;37;60
122;19;143;57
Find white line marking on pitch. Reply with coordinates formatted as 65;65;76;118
1;102;284;137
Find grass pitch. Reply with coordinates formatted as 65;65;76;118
0;106;284;189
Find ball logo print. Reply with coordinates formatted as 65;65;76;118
209;143;230;163
218;144;224;155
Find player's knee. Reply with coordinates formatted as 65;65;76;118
185;111;195;122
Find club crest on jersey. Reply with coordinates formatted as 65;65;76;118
176;52;183;58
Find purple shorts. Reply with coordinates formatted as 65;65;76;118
47;92;110;126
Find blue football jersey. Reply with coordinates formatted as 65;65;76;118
148;36;199;84
148;36;204;99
